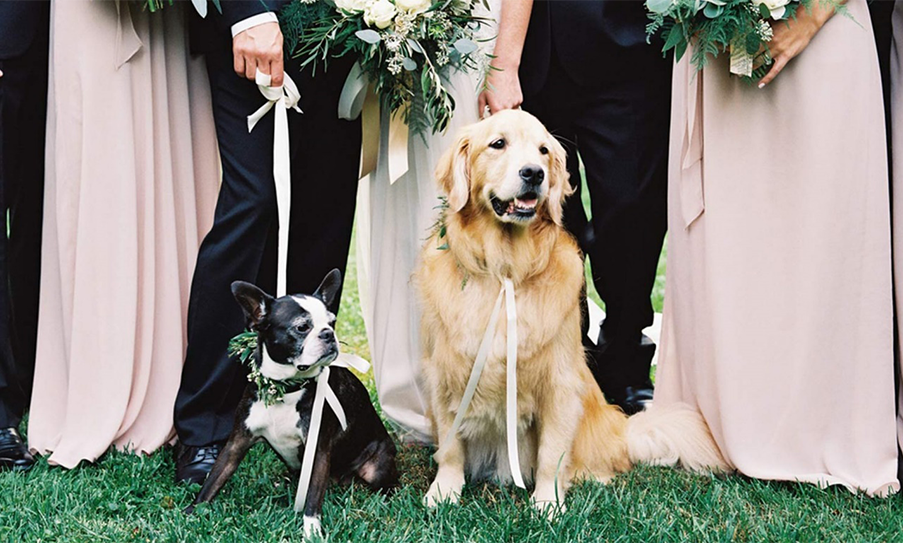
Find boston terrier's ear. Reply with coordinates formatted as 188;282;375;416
313;269;342;312
231;281;274;330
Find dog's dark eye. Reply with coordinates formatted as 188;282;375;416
490;138;506;150
539;146;549;155
296;323;311;333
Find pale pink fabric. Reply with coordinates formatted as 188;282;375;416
27;0;219;468
656;0;899;496
892;0;903;468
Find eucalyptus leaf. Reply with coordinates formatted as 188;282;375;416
407;39;424;54
703;3;723;18
646;0;673;15
758;3;772;19
403;57;418;71
355;29;382;44
453;38;479;55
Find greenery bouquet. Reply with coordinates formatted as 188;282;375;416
142;0;220;14
645;0;832;79
281;0;490;135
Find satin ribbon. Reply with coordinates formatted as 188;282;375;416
680;57;705;229
439;279;526;489
246;70;369;512
293;352;371;512
114;0;143;70
248;70;302;297
338;62;409;184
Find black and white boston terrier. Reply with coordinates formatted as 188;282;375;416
185;269;398;537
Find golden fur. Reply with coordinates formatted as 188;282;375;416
414;110;729;512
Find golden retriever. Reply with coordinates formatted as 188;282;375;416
414;110;728;512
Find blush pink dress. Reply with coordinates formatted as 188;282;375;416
892;0;903;472
655;0;899;495
26;0;219;467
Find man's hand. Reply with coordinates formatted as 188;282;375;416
478;63;523;116
233;22;284;86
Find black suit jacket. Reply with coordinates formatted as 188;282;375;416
521;0;666;96
0;0;50;59
189;0;289;54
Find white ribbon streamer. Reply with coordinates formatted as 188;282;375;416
439;279;525;489
246;70;370;512
248;70;302;298
503;279;524;489
292;352;372;513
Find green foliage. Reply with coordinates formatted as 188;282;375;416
282;0;491;135
143;0;221;14
645;0;843;79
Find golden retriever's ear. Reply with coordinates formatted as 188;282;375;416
547;136;573;226
436;127;471;213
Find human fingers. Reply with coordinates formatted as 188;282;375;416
758;54;789;88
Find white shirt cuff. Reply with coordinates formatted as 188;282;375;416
231;12;279;37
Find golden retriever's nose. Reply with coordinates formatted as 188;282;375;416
519;165;544;186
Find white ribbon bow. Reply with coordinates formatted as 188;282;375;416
247;70;367;512
439;278;525;489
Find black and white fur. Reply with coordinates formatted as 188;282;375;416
186;270;398;538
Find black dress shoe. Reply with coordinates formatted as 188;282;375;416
175;443;222;485
0;428;35;471
620;386;654;416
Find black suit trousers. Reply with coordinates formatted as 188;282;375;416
0;24;48;428
523;53;671;389
174;51;362;446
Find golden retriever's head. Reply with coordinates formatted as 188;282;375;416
436;110;571;226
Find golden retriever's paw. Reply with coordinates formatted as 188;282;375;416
531;490;566;519
424;473;465;507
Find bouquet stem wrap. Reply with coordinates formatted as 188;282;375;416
338;62;410;184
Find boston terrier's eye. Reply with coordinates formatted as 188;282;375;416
296;322;311;333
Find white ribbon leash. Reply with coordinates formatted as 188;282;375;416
248;70;302;297
246;70;370;512
439;279;525;489
292;353;371;512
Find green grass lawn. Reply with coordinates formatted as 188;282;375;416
3;240;903;542
3;195;902;542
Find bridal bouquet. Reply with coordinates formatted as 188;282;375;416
645;0;836;79
281;0;489;135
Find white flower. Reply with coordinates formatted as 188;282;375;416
364;0;397;29
394;0;431;14
335;0;370;12
752;0;792;19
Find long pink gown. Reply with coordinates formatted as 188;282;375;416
655;0;899;495
27;0;219;467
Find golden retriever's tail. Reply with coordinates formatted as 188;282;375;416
626;403;731;473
